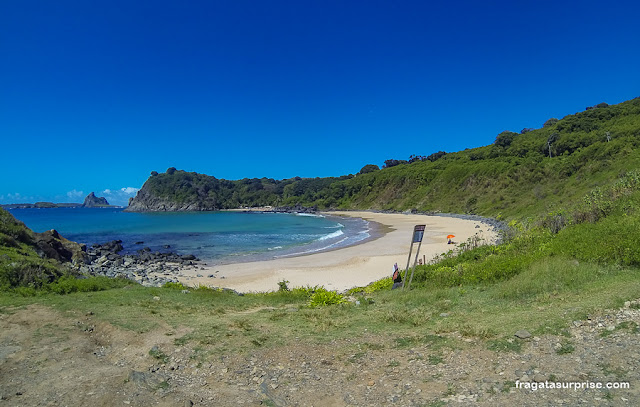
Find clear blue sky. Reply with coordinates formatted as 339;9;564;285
1;0;639;206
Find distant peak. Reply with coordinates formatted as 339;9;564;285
82;192;109;207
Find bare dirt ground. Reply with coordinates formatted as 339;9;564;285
1;302;639;406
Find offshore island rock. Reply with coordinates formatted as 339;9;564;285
82;192;110;208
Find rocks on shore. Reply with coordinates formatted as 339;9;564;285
268;204;318;214
76;240;203;287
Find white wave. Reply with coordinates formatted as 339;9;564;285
316;229;344;241
324;223;344;229
267;246;283;251
274;236;349;258
295;213;324;218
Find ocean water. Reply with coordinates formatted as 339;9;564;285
7;208;374;264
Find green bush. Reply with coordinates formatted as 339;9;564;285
308;288;347;307
162;281;189;290
364;277;393;293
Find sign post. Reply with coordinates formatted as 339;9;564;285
402;225;425;291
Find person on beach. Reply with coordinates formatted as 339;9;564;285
391;263;403;290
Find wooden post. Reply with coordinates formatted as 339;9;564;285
401;240;414;290
406;238;423;290
402;225;425;291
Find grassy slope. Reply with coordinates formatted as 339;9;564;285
311;98;640;217
0;208;66;289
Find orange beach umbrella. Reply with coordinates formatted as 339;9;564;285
446;234;455;239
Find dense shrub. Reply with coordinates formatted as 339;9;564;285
494;131;518;148
308;288;347;307
358;164;379;174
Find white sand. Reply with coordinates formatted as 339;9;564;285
177;211;498;293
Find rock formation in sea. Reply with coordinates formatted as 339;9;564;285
82;192;110;208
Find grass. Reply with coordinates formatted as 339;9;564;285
488;338;522;353
1;253;638;358
149;347;170;363
555;341;575;355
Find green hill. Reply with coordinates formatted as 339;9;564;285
127;97;640;220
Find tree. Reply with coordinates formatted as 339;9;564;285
358;164;380;174
166;167;177;175
494;131;518;148
150;171;158;176
586;102;609;110
543;118;559;128
383;159;407;168
426;151;447;161
547;133;559;158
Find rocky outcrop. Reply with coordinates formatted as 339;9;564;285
77;240;205;287
125;186;217;212
271;204;318;214
32;229;89;265
1;208;88;265
82;192;110;208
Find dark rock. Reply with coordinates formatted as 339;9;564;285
181;254;196;261
32;229;89;264
82;192;110;208
135;241;144;245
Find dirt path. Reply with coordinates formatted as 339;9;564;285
1;303;639;406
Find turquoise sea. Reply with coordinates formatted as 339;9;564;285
7;208;374;264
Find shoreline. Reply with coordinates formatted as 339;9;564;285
172;211;499;293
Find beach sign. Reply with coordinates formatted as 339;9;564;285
402;224;426;291
412;225;425;243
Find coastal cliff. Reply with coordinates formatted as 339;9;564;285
125;167;332;212
126;182;219;212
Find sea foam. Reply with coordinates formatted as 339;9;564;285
316;229;344;241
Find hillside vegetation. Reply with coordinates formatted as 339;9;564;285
2;98;640;405
128;97;640;219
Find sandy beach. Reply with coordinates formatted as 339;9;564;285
175;211;499;293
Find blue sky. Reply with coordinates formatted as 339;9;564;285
1;0;639;206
